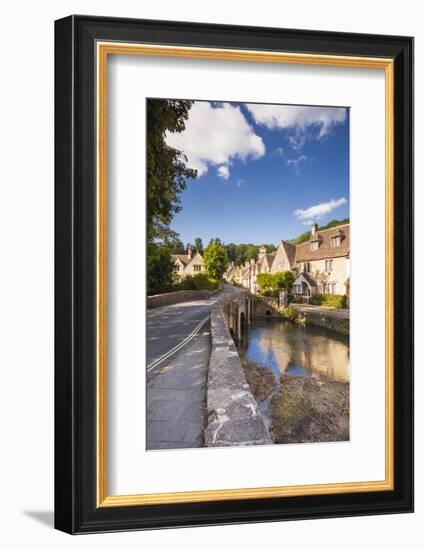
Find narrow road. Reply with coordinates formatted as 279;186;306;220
146;284;239;450
146;285;237;373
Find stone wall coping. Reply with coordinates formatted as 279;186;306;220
147;289;211;310
205;286;271;447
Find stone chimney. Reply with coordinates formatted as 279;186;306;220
258;245;267;261
311;223;318;237
187;244;193;258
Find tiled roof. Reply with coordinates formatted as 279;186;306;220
266;253;276;264
295;224;350;262
172;254;191;266
281;241;296;266
295;271;317;287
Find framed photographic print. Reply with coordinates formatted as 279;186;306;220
54;15;414;534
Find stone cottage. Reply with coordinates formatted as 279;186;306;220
292;223;350;298
171;245;204;281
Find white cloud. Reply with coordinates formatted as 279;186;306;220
246;104;347;150
294;197;347;225
217;165;230;180
287;154;308;174
165;102;265;177
236;178;243;187
271;146;285;157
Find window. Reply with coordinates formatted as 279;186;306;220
310;241;319;251
325;259;333;272
324;283;336;294
175;265;180;271
332;236;341;247
303;262;311;273
194;265;202;272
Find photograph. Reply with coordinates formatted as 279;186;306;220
146;98;350;450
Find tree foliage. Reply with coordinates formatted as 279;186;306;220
146;99;197;241
203;242;228;280
256;273;275;290
273;271;295;289
176;273;218;291
147;243;176;295
146;99;198;293
194;237;204;255
169;238;185;254
223;242;275;266
256;271;294;292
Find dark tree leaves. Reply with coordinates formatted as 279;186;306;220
147;99;197;241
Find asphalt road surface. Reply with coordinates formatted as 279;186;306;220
146;285;237;373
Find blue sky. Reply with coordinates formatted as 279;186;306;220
165;101;349;246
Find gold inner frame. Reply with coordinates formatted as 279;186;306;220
96;42;395;508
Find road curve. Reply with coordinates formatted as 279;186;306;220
146;285;238;372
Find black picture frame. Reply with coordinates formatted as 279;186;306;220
55;15;414;534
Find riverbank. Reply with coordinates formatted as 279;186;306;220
271;375;349;444
241;358;349;444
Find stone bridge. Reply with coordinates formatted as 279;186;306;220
221;287;254;341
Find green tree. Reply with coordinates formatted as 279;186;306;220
169;238;185;254
256;273;274;291
146;98;197;241
245;244;259;262
234;244;247;266
256;271;294;293
194;237;204;255
207;237;223;248
203;242;228;280
147;243;176;295
273;271;295;290
224;243;237;263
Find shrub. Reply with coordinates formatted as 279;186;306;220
256;271;294;292
177;273;218;291
310;294;347;308
261;289;280;298
280;307;298;322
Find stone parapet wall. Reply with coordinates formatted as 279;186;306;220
204;292;271;447
147;290;210;309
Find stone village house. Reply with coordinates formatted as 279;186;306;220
172;244;204;281
224;222;350;300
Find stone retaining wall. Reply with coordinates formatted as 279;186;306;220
147;290;210;309
253;296;283;318
296;308;349;335
204;295;271;447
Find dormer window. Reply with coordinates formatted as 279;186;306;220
310;240;319;251
331;236;341;247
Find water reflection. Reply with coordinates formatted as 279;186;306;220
238;319;349;382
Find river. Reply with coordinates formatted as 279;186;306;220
238;318;349;383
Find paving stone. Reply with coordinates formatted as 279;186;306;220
146;331;210;450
